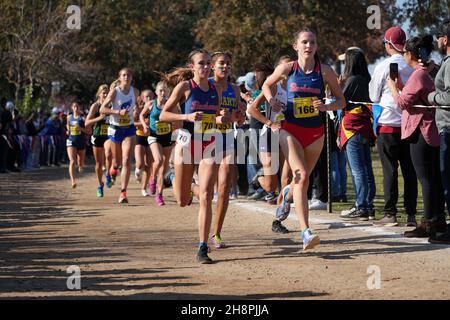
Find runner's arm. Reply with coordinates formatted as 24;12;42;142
139;102;151;134
85;103;104;127
247;91;272;126
317;64;346;111
99;90;119;116
160;81;201;123
262;62;291;109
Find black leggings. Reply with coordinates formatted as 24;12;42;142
409;130;445;220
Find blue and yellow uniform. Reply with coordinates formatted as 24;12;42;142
67;114;86;150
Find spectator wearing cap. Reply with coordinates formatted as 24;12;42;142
369;26;418;226
428;20;450;244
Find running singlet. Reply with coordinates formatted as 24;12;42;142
285;60;325;128
68;115;85;141
92;104;108;137
267;83;288;123
181;80;219;140
209;79;237;134
149;100;172;136
110;86;136;127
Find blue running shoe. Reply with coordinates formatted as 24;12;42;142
96;185;104;198
106;175;113;188
275;185;291;221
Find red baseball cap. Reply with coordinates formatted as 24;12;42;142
384;27;406;52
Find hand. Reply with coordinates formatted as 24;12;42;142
419;59;436;74
240;92;252;103
119;109;127;116
268;121;281;132
269;97;283;112
386;76;398;94
313;98;328;112
217;111;231;125
219;108;230;119
186;111;203;122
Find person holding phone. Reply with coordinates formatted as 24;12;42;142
387;35;447;238
369;26;418;226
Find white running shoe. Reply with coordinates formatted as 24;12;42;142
141;189;150;197
308;199;327;210
301;229;320;250
275;185;291;221
135;168;142;183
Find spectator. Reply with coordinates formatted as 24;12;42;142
428;20;450;244
369;26;418;224
338;47;376;221
0;101;13;173
387;34;446;237
26;111;42;168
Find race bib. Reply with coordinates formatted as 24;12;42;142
194;114;215;134
177;129;191;146
100;124;108;136
66;139;73;147
70;126;81;136
216;122;232;133
107;126;116;137
293;97;319;118
119;114;131;126
156;121;171;135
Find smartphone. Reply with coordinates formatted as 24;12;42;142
419;47;429;67
389;63;398;81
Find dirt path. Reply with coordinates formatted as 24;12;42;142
1;166;450;299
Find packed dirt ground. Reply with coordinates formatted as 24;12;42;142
1;166;450;299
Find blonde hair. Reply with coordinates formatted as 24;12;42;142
96;84;109;100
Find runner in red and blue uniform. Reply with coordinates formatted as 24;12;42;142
262;28;345;250
160;49;230;264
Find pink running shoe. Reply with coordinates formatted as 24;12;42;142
149;179;157;195
155;194;165;206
